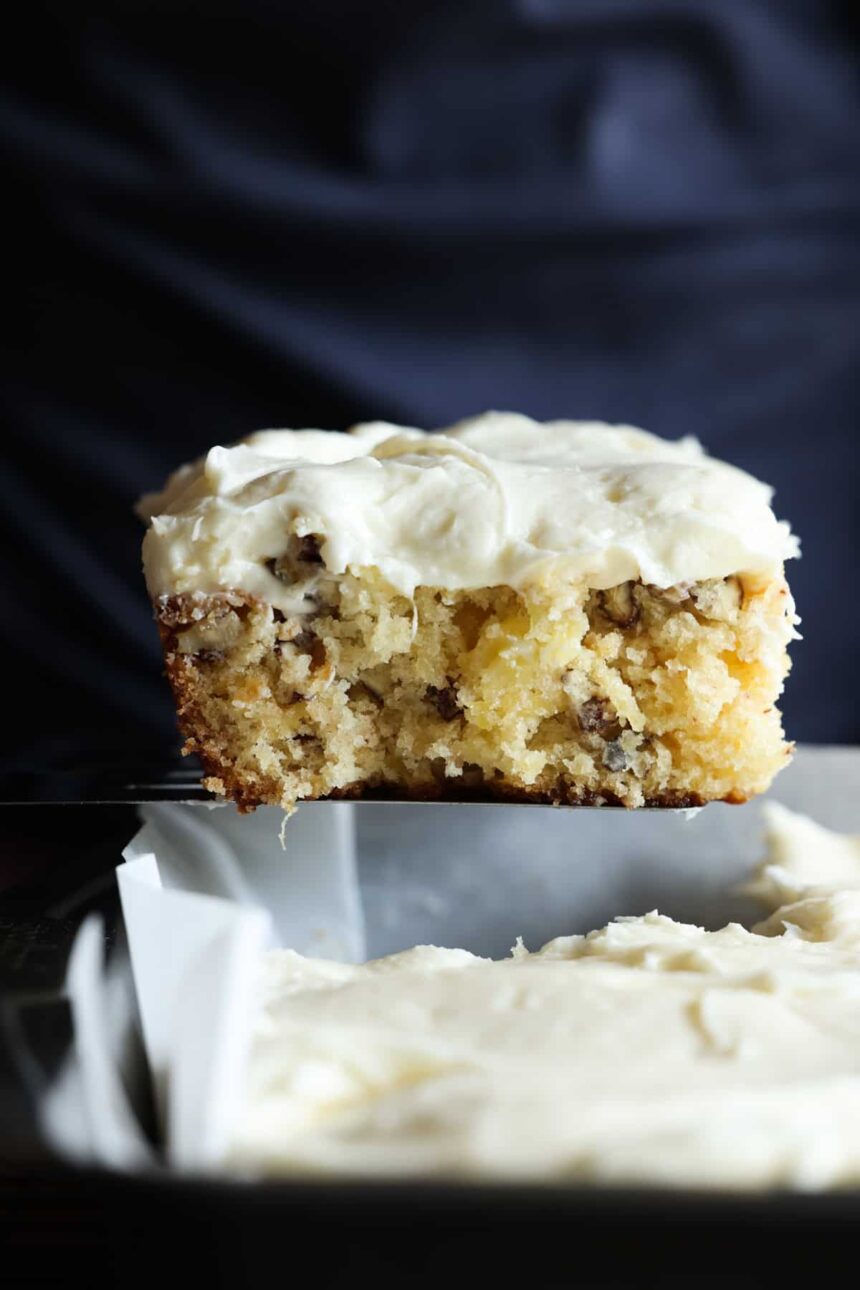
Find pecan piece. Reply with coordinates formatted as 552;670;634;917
349;680;384;709
296;533;324;564
265;533;325;585
265;556;288;584
293;631;327;670
425;683;461;721
578;697;623;740
602;741;628;772
597;582;639;628
194;648;223;664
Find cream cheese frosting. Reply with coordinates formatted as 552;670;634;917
230;805;860;1189
141;412;798;610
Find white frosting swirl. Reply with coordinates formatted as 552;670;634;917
141;412;798;607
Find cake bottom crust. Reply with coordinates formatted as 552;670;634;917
194;753;715;814
155;571;794;813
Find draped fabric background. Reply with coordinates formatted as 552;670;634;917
1;0;858;765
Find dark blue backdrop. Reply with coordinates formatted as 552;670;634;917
1;1;858;763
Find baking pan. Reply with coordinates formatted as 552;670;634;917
2;746;859;1288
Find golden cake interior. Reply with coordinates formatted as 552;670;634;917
155;537;794;810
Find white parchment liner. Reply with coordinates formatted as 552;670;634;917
43;801;364;1172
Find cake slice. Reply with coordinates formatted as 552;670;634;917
139;413;799;811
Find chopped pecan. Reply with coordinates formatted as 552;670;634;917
265;556;288;584
349;680;384;709
578;697;623;740
296;534;324;564
602;741;628;772
266;533;325;586
288;630;327;671
597;582;639;628
425;683;462;721
310;639;328;672
160;592;248;631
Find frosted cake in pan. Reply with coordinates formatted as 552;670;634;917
140;413;798;811
229;806;860;1189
